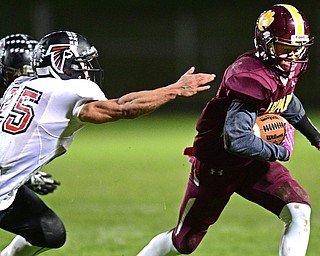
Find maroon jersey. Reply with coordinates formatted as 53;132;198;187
193;50;299;167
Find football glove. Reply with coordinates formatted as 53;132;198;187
184;146;195;163
282;122;295;160
26;171;61;195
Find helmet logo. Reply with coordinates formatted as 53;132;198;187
46;44;71;74
257;10;275;31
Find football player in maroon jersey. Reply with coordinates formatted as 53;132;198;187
138;4;319;256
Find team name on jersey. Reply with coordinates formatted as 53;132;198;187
265;93;292;113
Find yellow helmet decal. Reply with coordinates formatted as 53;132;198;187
258;10;275;31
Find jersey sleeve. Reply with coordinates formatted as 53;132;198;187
226;72;272;107
73;79;107;101
224;101;289;161
66;80;107;122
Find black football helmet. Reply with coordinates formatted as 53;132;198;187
254;4;314;77
0;33;38;93
32;31;103;85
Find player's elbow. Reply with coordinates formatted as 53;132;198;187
224;134;247;155
224;140;238;154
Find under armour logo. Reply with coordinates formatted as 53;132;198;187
210;169;224;176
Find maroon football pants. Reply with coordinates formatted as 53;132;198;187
172;159;310;254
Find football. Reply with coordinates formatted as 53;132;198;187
252;114;286;145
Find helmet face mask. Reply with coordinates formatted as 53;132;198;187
33;31;104;86
271;43;307;61
0;33;38;92
66;45;104;83
254;4;314;77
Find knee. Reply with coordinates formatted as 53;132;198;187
279;203;311;228
173;230;205;254
174;241;195;255
39;209;66;248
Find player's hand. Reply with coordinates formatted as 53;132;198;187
315;142;320;151
184;146;195;163
175;67;215;97
26;171;61;195
282;122;295;160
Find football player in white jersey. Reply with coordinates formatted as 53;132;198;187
0;30;215;255
0;33;61;196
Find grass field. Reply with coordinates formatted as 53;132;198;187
0;113;319;256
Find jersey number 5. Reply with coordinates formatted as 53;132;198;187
2;87;42;134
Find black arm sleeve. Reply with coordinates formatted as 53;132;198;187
281;94;305;124
293;115;320;146
224;101;289;161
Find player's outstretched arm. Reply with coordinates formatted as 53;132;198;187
79;67;215;124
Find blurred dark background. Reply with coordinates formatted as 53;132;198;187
1;0;319;112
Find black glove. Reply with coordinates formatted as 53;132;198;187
26;171;61;195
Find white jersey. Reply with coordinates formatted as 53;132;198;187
0;76;106;209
